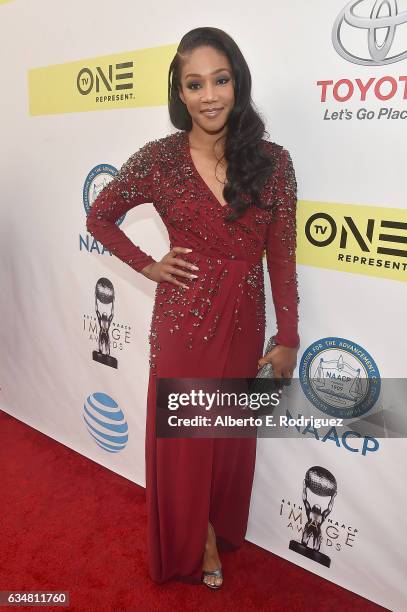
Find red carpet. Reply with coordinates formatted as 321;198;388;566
0;410;387;612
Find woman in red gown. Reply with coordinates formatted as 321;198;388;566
86;27;300;588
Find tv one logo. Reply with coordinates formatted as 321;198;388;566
332;0;407;65
305;212;407;258
77;61;134;95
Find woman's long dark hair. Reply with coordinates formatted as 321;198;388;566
168;27;275;222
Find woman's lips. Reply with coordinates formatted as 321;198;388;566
201;108;223;118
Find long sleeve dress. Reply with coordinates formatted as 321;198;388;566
86;129;300;585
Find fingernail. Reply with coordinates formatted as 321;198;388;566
190;274;198;278
192;265;199;270
186;249;193;252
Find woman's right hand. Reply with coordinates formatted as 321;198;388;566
140;247;199;289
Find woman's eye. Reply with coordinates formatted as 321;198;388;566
186;77;230;90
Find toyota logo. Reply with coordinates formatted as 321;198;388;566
333;0;407;65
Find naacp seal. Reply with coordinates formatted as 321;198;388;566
83;163;125;226
299;337;381;419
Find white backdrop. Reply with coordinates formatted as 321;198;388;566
1;1;406;609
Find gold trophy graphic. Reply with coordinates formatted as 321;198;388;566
289;466;337;568
92;277;118;369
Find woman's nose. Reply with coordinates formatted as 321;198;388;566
201;82;217;101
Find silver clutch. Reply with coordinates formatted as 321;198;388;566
255;335;277;379
249;335;279;405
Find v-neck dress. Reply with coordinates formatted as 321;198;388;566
86;129;300;584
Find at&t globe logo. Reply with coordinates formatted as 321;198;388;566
83;392;129;452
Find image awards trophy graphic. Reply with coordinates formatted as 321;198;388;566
92;278;118;369
289;466;337;568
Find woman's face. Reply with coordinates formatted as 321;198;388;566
178;45;235;134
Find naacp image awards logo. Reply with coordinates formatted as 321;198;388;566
289;466;338;568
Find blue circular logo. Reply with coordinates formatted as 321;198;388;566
299;337;381;418
83;392;129;452
83;164;125;226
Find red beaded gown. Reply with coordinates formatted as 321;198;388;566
86;129;299;584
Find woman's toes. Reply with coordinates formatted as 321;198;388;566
203;572;223;587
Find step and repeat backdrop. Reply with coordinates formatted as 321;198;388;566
1;1;406;609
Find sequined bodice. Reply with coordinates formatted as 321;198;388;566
86;129;300;364
134;131;276;263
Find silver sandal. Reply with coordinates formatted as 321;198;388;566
202;566;223;589
202;522;223;589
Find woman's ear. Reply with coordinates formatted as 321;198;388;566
178;86;185;105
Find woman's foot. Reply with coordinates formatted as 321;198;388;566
202;521;223;588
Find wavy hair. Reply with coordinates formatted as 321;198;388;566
168;27;275;221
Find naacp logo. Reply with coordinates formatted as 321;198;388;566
299;337;381;418
83;164;125;226
333;0;407;65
